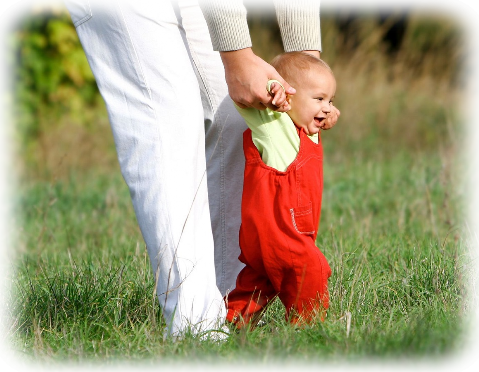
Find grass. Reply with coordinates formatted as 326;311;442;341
5;8;473;367
0;140;479;371
6;147;471;363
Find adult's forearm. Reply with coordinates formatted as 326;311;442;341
198;0;252;51
274;0;322;52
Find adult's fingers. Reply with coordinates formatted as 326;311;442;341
264;76;295;111
234;101;247;109
280;100;291;111
266;80;285;94
267;82;287;107
234;99;267;111
278;77;296;96
230;89;268;110
237;99;267;111
272;90;286;107
269;103;291;112
220;48;295;112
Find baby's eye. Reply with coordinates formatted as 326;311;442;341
316;97;323;101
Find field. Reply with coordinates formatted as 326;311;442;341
4;5;475;367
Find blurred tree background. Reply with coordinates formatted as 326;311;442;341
0;0;99;170
8;3;465;182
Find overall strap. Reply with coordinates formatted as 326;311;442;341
300;128;322;149
242;128;262;163
294;128;322;164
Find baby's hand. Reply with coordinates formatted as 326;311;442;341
321;105;340;130
267;80;291;111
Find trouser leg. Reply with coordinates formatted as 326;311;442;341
225;264;277;327
65;0;225;336
275;244;331;323
226;241;330;326
174;0;246;296
238;217;331;325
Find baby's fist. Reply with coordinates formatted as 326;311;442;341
321;105;340;130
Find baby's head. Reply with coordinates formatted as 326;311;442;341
271;52;336;135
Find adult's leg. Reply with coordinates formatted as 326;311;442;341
174;0;246;296
65;0;225;337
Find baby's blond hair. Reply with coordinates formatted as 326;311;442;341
270;51;333;87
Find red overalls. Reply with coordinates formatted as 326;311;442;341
226;127;332;327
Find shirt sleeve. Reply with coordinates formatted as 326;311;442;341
198;0;252;51
273;0;322;52
198;1;321;52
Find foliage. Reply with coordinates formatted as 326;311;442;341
402;14;464;82
8;6;464;176
10;9;101;157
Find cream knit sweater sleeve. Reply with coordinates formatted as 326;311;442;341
199;0;321;52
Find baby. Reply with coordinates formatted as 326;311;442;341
225;51;339;329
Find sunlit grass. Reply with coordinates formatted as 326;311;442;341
8;147;470;362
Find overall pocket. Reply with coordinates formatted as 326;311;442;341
65;0;92;27
290;201;315;235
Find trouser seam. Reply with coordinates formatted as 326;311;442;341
186;38;227;295
117;2;183;314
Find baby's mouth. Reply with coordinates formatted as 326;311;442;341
314;117;326;126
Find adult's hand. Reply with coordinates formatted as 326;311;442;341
220;48;295;112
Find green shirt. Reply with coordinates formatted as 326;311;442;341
235;105;318;172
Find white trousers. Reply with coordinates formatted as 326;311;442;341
65;0;246;336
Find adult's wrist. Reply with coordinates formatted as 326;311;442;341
302;50;321;58
220;47;255;68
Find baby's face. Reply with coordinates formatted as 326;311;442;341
288;68;336;136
